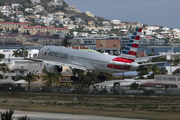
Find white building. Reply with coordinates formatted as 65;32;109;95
31;0;41;4
12;4;22;9
154;75;180;88
102;21;111;26
0;6;11;11
111;20;121;25
162;27;170;31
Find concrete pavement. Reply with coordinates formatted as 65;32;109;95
0;109;145;120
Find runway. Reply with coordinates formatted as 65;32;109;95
0;109;144;120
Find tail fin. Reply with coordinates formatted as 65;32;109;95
119;28;142;58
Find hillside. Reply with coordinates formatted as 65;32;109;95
0;0;109;24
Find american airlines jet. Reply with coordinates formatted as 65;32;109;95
27;28;174;74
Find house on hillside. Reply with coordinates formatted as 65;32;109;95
12;4;22;9
33;5;44;14
111;20;121;25
31;0;41;4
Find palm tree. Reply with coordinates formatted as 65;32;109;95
12;48;28;57
61;34;73;47
0;63;9;79
42;68;61;88
17;116;30;120
1;109;14;120
130;82;139;90
151;48;155;55
24;72;37;92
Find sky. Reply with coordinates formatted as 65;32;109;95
65;0;180;29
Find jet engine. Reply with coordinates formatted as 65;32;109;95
129;63;139;71
45;64;63;73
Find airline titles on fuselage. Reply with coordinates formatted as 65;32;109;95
47;50;68;59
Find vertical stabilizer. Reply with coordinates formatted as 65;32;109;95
119;28;142;58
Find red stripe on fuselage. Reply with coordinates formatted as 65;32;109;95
112;57;134;63
131;44;138;48
135;36;140;40
138;28;142;32
128;51;136;56
107;64;130;71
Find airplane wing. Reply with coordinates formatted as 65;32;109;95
135;44;175;62
43;60;87;71
24;57;43;62
138;61;168;66
24;58;87;70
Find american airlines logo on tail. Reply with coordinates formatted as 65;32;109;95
121;28;142;58
107;28;142;71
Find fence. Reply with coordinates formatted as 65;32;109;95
165;88;180;95
1;85;180;95
0;86;25;92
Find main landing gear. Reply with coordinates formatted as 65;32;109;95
71;68;78;101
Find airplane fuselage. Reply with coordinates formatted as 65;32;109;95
38;46;133;73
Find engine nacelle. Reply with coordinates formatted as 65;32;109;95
45;64;63;73
129;63;139;71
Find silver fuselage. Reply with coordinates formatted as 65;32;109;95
38;46;130;73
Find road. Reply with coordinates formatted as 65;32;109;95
0;109;144;120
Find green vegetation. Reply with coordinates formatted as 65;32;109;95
0;63;9;79
0;109;14;120
12;48;28;57
24;72;37;92
130;82;139;90
17;116;30;120
42;67;61;88
1;93;180;120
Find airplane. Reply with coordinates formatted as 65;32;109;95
25;28;174;75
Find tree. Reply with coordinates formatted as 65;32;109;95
42;68;61;88
151;48;155;55
136;66;149;79
18;116;30;120
0;53;5;61
12;48;28;57
159;67;167;74
70;16;75;21
0;63;9;79
113;81;120;93
24;72;37;92
1;109;14;120
61;34;73;47
130;82;139;90
147;64;160;79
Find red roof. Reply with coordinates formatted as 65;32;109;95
23;26;68;30
146;36;154;39
34;26;68;30
15;11;23;13
23;26;34;28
